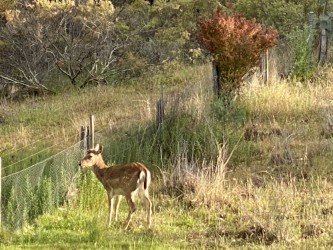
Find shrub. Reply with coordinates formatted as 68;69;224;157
197;8;278;106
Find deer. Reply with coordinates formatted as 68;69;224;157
79;144;152;230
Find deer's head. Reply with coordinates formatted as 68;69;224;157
79;144;104;169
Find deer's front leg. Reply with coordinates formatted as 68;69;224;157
107;190;114;227
113;195;122;221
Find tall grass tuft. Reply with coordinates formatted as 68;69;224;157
160;142;230;209
77;170;105;213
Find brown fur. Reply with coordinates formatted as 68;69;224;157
79;144;152;230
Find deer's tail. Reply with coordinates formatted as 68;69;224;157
136;162;151;190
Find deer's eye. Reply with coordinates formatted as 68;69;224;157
86;155;92;160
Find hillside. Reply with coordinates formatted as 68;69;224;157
0;64;198;171
1;64;333;248
1;0;333;248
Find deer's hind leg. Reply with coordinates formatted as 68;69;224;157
123;194;136;230
139;188;152;228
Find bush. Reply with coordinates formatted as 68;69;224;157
197;8;278;106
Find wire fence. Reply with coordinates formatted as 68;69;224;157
0;88;179;229
1;140;85;229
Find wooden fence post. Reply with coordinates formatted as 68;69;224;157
80;126;89;150
319;28;328;66
261;50;269;84
89;114;95;148
156;83;164;129
265;50;269;84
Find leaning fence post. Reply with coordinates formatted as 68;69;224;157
212;61;221;96
89;114;95;148
80;126;89;151
156;83;164;129
80;126;85;149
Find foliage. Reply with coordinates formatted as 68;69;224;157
77;171;104;212
0;0;15;14
112;0;219;79
3;176;55;229
0;1;120;92
232;0;321;36
0;0;219;94
287;25;316;81
197;8;278;105
4;186;18;229
0;0;330;98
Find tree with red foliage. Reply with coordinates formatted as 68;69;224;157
197;8;278;106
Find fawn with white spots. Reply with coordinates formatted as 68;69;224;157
79;144;152;230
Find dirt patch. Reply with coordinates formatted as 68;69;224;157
208;224;278;245
301;223;324;238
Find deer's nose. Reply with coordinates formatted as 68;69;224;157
78;161;81;167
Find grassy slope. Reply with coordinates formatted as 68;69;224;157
0;68;179;173
2;65;333;249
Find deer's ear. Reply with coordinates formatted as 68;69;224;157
95;144;103;154
99;145;103;153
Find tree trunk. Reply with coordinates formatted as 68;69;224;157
212;61;221;98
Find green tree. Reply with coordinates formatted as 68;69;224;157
0;1;123;92
232;0;321;36
112;0;220;78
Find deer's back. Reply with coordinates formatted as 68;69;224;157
94;162;149;194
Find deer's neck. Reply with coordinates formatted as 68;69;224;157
92;159;108;182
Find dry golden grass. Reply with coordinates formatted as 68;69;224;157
154;136;333;248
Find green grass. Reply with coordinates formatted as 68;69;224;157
2;64;333;248
3;175;333;249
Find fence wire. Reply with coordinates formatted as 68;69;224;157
1;140;85;229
